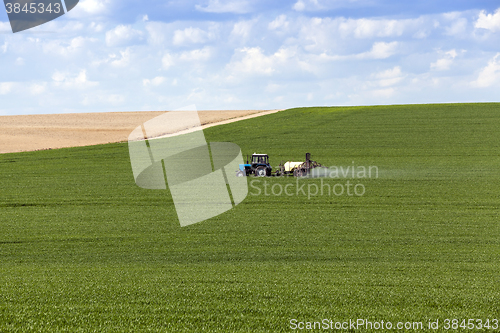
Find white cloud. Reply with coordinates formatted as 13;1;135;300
0;21;11;32
226;46;312;78
105;25;143;47
269;15;289;31
228;47;275;75
43;37;94;56
187;87;206;102
297;17;338;53
293;0;306;11
292;0;375;12
70;37;88;48
30;83;47;95
231;19;257;39
82;92;125;107
60;21;86;32
371;66;405;87
339;17;407;38
359;41;399;59
475;9;500;32
265;83;281;93
445;17;468;36
296;15;426;56
107;94;125;105
370;88;395;98
292;0;325;12
143;76;166;87
145;22;171;45
110;49;131;67
0;82;14;95
52;70;98;89
309;41;399;63
78;0;109;14
431;49;458;71
179;47;212;62
89;22;104;32
472;53;500;87
195;0;252;14
173;27;213;45
162;53;174;70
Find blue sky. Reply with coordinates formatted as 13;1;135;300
1;0;500;114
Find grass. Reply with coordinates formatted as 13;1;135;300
0;103;499;332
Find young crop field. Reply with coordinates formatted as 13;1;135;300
1;104;499;332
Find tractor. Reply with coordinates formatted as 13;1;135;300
236;153;272;177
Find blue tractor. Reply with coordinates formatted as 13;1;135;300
236;153;272;177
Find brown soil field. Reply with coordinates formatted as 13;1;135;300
0;110;281;154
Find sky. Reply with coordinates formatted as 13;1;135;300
1;0;500;115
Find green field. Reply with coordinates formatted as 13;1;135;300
1;104;499;332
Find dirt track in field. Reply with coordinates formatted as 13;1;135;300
0;110;282;154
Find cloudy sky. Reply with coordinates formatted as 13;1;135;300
1;0;500;114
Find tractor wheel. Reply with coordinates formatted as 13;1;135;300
294;168;305;177
255;167;267;177
236;170;245;177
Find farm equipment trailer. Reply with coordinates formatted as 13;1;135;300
236;153;323;177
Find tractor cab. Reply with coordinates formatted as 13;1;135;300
251;154;269;166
